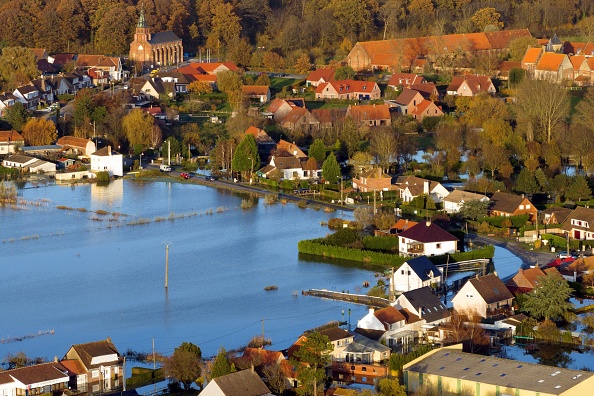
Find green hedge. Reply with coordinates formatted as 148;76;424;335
428;245;495;264
298;240;407;267
541;233;581;250
362;235;399;252
298;240;495;267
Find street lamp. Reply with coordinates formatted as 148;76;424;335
139;152;143;170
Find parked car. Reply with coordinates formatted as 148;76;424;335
180;172;190;179
160;164;172;172
556;251;577;259
205;175;217;181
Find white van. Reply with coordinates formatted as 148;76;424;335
160;164;172;172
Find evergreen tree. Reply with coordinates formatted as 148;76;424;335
308;138;327;162
522;273;574;321
566;175;593;202
514;168;538;194
210;347;236;379
322;152;341;183
232;134;260;180
290;332;332;396
5;102;28;132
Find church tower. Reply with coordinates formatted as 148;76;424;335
134;5;151;43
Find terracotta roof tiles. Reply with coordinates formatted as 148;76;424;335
535;52;568;71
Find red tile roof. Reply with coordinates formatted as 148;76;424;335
374;306;406;326
306;68;335;82
536;52;568;71
347;104;390;121
0;130;24;142
521;47;543;64
570;55;587;69
315;79;377;94
242;85;269;96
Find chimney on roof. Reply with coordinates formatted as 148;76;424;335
493;271;498;277
426;221;431;227
54;356;59;363
522;194;525;199
369;308;375;315
423;180;430;194
108;145;112;155
475;274;479;280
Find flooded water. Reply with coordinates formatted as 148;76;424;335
0;179;371;361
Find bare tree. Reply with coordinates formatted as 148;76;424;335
369;127;397;172
516;79;570;144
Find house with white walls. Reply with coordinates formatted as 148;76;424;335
398;221;458;257
90;146;123;177
393;256;443;292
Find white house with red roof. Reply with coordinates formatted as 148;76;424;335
398;221;458;257
306;68;335;87
315;80;380;100
0;130;24;155
356;306;419;350
242;85;271;102
387;73;425;89
446;76;496;96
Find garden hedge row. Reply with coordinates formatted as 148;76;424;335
298;240;407;267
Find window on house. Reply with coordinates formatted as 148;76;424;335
436;243;441;249
92;370;99;378
519;205;524;209
526;205;531;209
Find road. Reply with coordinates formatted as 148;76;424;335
137;162;353;212
470;233;557;269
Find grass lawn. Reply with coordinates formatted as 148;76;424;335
270;77;301;91
414;133;435;150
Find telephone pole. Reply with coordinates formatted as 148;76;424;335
164;242;173;289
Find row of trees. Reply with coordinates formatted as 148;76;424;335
2;0;594;81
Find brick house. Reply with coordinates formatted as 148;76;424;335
315;80;380;100
489;192;537;222
410;99;444;121
346;104;391;127
352;168;396;192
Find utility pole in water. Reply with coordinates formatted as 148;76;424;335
164;242;173;289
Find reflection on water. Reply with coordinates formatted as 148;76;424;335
0;180;371;360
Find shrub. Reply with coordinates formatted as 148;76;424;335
328;218;345;229
324;228;360;246
96;171;110;182
298;240;407;267
362;235;399;252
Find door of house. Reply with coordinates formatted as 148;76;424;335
575;230;581;240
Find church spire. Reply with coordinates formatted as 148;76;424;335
137;3;147;28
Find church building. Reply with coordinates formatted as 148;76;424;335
129;8;183;69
